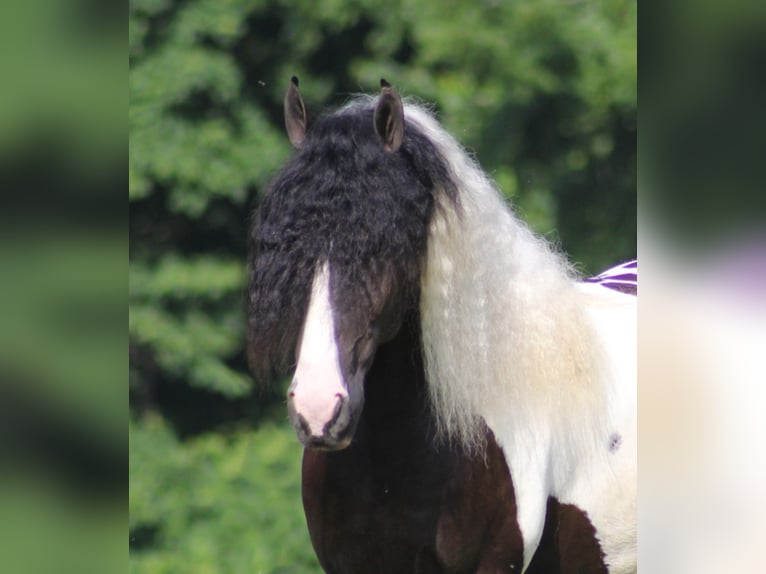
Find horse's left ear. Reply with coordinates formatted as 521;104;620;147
284;76;308;149
374;79;404;153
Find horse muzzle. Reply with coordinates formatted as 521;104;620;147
287;379;356;451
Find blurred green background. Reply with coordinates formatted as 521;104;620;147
129;1;635;572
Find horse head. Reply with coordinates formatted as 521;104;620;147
249;78;455;450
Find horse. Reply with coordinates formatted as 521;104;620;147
248;77;636;574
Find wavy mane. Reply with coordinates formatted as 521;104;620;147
405;105;609;461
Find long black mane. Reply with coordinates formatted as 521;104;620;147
248;100;457;380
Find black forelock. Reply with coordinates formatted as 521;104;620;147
248;102;457;380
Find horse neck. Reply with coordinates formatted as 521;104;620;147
358;311;436;450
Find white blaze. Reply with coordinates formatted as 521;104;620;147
292;262;347;436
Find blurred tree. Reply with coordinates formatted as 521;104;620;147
129;0;635;571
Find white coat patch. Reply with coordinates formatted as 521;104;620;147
292;263;348;437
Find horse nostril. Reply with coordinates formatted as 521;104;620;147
287;378;298;400
296;413;311;438
327;394;347;430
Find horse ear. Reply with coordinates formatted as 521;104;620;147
374;79;404;153
284;76;307;149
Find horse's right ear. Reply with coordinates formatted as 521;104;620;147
284;76;307;149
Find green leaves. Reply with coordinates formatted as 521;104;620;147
130;418;321;573
131;304;251;397
130;256;250;397
130;39;289;213
131;257;245;301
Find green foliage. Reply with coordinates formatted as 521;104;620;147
130;0;635;571
130;256;250;396
130;417;321;573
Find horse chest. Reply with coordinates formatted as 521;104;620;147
301;431;525;574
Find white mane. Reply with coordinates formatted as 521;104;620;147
405;104;610;463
